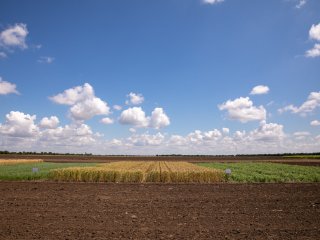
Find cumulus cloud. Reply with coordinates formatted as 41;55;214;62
38;56;54;64
203;0;224;4
293;131;310;140
119;107;170;129
100;117;114;125
126;132;165;146
168;122;285;153
0;77;19;95
296;0;307;9
222;127;230;134
119;107;149;128
305;23;320;58
293;131;310;137
218;97;266;123
39;123;97;146
50;83;110;121
113;105;122;111
50;83;94;105
0;110;319;154
250;85;270;95
310;120;320;126
129;128;136;133
309;23;320;41
0;111;38;137
39;116;59;129
70;98;110;121
149;108;170;129
249;121;284;142
278;91;320;116
305;43;320;58
0;23;28;49
0;110;103;153
125;92;144;105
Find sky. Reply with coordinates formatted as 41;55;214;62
0;0;319;155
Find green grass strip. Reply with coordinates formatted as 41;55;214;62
198;162;320;183
0;162;98;181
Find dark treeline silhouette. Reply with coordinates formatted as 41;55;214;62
0;150;319;157
0;151;93;156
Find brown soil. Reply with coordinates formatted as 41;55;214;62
0;182;319;239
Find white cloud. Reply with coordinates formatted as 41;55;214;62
0;77;19;95
293;131;310;137
50;83;94;105
309;23;320;41
100;117;114;125
70;97;110;121
50;83;110;121
305;23;320;58
203;0;224;4
222;127;229;134
249;121;284;142
278;91;320;116
311;120;320;126
0;52;7;58
40;123;96;143
38;56;54;64
0;23;28;49
0;111;38;137
129;128;136;133
1;110;319;154
119;107;149;128
218;97;266;123
203;129;222;140
149;108;170;129
250;85;270;95
293;131;310;140
119;107;170;129
305;43;320;58
113;105;122;111
39;116;59;129
296;0;307;9
169;135;188;146
125;92;144;105
126;132;165;146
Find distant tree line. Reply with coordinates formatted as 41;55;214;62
0;151;93;156
0;150;319;157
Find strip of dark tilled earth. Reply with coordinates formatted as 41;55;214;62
0;182;319;240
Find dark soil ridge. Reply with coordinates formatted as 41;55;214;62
1;182;319;240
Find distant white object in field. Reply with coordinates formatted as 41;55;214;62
32;168;39;173
225;169;232;175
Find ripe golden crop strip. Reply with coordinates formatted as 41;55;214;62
49;161;225;183
0;159;43;165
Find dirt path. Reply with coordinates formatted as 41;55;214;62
0;182;319;239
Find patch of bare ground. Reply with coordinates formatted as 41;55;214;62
0;182;319;239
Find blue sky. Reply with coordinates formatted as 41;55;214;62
0;0;319;154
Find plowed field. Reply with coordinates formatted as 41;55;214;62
0;182;319;239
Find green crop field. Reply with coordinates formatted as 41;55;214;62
198;162;320;183
0;162;98;181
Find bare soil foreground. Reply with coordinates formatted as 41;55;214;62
1;182;319;240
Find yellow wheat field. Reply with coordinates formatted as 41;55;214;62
49;161;225;183
0;159;43;165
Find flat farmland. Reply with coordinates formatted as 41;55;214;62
1;154;320;166
0;182;319;240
